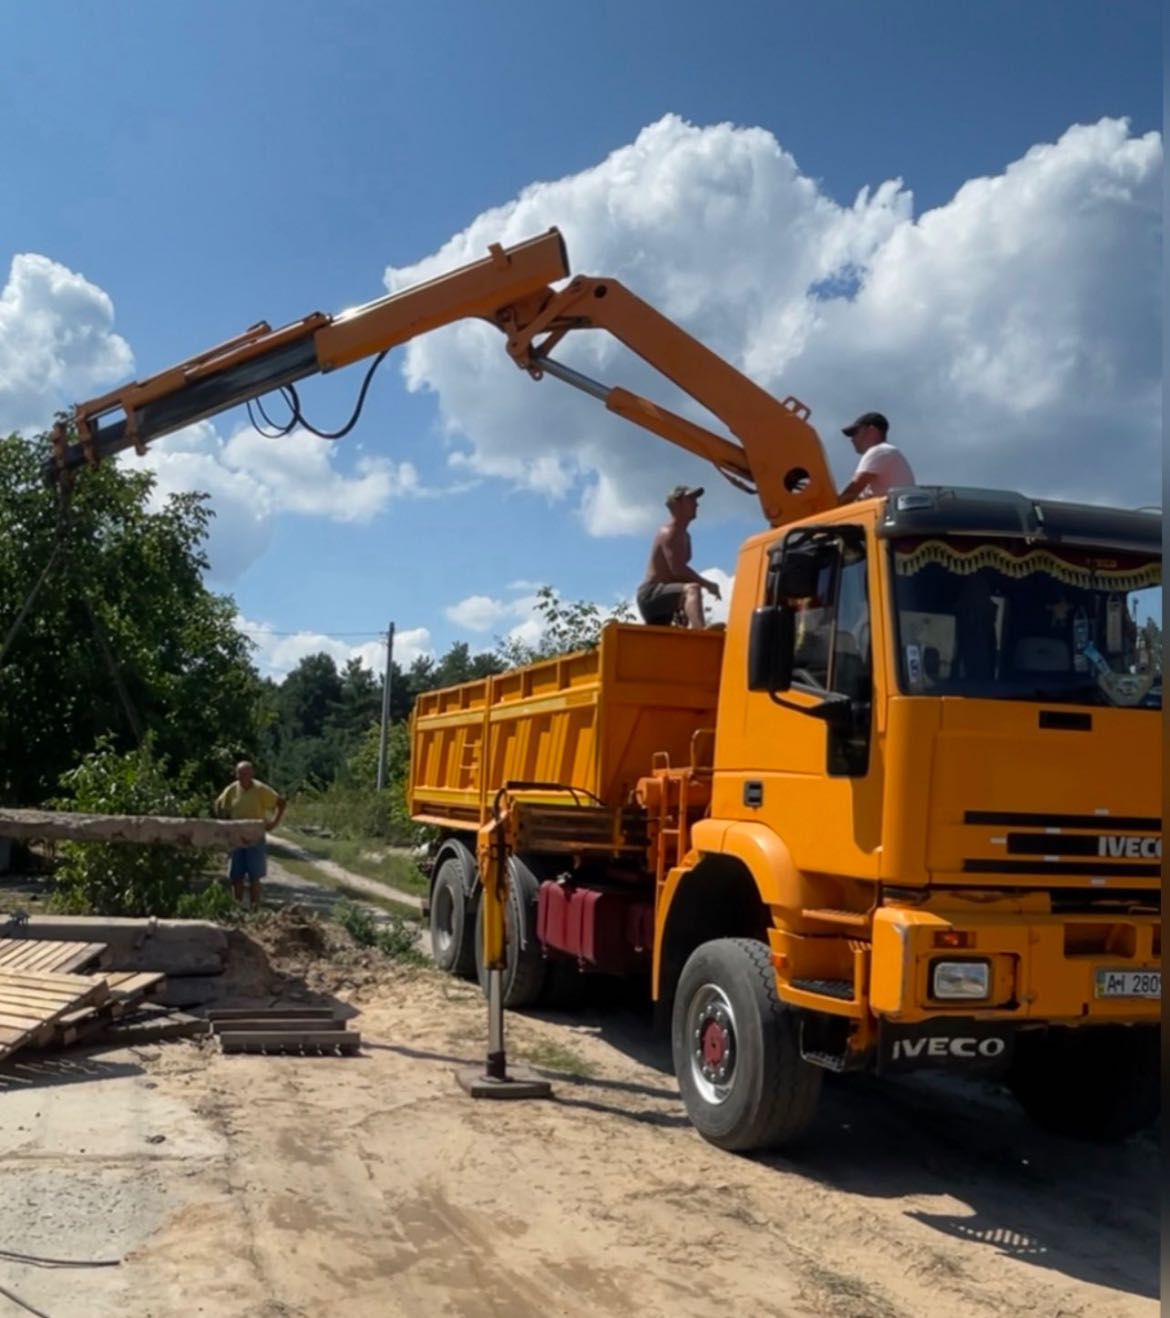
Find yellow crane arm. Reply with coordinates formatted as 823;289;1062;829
46;226;834;527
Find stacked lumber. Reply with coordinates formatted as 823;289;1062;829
208;1006;361;1056
0;969;110;1062
0;937;207;1059
39;971;171;1047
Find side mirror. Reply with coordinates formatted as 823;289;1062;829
747;606;796;693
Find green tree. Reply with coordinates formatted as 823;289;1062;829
495;586;634;666
332;656;382;743
0;430;264;804
49;734;231;918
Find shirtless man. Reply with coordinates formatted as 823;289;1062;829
636;485;722;628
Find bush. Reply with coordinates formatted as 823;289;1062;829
335;899;379;946
48;734;215;917
334;899;424;964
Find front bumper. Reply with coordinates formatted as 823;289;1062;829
869;906;1160;1025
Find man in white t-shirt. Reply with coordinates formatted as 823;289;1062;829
837;411;915;502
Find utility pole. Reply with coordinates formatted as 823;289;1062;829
376;621;395;790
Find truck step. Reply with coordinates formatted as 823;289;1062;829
789;977;855;1001
800;1048;850;1073
801;908;870;928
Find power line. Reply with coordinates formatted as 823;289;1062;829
237;628;385;638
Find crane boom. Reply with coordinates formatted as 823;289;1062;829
45;227;835;527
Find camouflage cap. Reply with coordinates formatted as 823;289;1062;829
666;484;704;506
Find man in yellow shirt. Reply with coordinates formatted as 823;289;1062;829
214;761;286;907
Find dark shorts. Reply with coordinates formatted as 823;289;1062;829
637;580;688;626
227;843;267;882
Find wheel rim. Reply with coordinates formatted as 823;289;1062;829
433;880;455;956
685;982;738;1105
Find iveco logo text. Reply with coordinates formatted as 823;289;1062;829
892;1037;1006;1061
1097;836;1161;859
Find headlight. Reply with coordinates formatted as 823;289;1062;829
932;960;990;1000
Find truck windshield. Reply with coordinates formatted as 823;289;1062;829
889;536;1161;709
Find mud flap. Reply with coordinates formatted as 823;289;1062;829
876;1017;1016;1076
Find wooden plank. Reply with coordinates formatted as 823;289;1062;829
0;991;88;1012
0;978;102;1002
219;1030;361;1054
213;1018;346;1034
107;972;166;999
0;985;90;1008
0;1011;49;1029
0;808;264;849
0;969;109;995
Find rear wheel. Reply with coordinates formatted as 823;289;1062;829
475;857;547;1009
1007;1025;1159;1142
671;938;821;1152
429;857;476;978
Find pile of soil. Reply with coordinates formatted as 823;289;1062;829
223;904;424;1003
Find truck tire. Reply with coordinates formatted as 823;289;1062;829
1007;1024;1159;1142
475;857;547;1009
429;857;477;978
672;938;822;1152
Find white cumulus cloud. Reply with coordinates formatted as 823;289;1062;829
125;420;431;582
385;114;1160;534
0;254;134;436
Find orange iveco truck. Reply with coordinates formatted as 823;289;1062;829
46;226;1161;1152
409;491;1161;1150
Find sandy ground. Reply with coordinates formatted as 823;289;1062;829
0;917;1158;1318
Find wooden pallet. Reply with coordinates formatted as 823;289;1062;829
0;938;106;976
0;970;109;1063
38;971;168;1048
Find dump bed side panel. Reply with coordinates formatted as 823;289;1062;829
409;624;723;831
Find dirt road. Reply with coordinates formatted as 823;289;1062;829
0;938;1157;1317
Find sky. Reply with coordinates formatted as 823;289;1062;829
1;1;1162;677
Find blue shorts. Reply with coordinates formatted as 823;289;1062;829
227;843;267;882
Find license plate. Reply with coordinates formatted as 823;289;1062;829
1094;969;1161;999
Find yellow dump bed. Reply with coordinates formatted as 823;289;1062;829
409;623;724;831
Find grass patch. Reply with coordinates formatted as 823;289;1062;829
516;1037;597;1079
279;826;428;897
334;899;426;965
268;847;422;920
803;1265;897;1318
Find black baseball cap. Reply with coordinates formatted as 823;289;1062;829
842;411;889;437
666;484;704;505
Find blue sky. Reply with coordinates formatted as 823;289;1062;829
2;1;1161;673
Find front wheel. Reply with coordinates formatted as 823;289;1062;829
671;938;822;1152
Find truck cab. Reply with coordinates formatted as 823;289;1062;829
658;485;1160;1147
